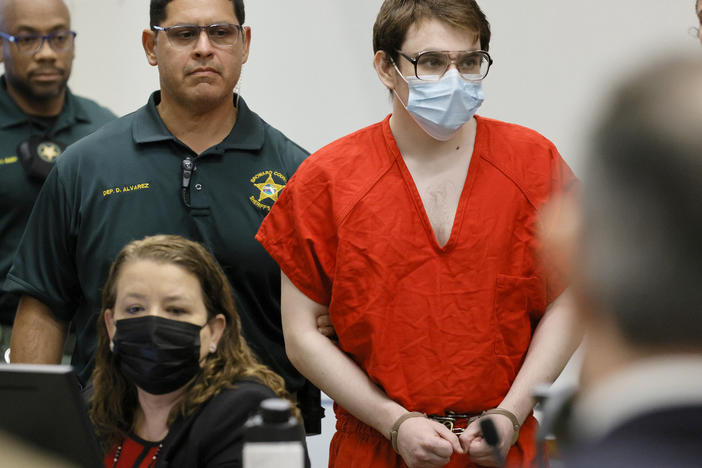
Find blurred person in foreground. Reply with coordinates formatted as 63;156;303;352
257;0;582;466
545;56;702;468
0;0;115;354
90;234;305;467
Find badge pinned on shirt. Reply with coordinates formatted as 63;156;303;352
17;135;67;181
37;142;62;162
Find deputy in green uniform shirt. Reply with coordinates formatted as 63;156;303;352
0;0;115;349
4;0;324;433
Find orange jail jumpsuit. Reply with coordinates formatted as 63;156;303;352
257;115;576;467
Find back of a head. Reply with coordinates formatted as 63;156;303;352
580;55;702;350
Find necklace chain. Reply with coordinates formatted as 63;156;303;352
111;439;163;468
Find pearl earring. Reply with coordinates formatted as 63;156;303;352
109;340;114;352
208;343;217;353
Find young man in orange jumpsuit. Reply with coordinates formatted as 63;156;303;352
257;1;581;466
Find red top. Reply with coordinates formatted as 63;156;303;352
257;115;576;463
104;434;162;468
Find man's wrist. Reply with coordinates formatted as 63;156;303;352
389;411;426;453
483;407;521;445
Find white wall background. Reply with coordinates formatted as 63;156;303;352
61;0;701;168
13;1;701;466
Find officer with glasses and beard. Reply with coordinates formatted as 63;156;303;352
4;0;320;438
257;0;581;466
0;0;115;361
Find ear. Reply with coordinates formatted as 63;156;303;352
104;309;116;342
240;26;251;65
142;29;158;67
208;313;226;348
374;50;396;91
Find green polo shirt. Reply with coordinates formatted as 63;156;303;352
4;92;308;394
0;76;116;324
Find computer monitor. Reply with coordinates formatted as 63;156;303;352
0;364;103;468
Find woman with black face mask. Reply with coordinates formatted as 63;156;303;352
89;235;305;468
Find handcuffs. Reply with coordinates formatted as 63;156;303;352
390;408;521;453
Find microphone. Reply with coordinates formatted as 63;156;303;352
181;157;194;207
480;417;504;467
182;157;194;188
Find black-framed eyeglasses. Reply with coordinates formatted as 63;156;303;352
396;50;493;82
152;23;243;48
0;30;76;55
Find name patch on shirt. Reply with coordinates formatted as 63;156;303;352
0;155;18;165
102;182;151;197
249;170;287;211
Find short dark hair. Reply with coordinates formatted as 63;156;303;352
579;56;702;350
150;0;245;28
373;0;491;64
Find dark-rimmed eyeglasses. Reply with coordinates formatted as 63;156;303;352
152;23;243;48
396;50;493;82
0;30;76;55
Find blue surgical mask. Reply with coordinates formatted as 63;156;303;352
394;67;484;141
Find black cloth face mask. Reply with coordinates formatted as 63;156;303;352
112;315;206;395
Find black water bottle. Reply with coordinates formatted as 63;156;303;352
243;398;305;468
